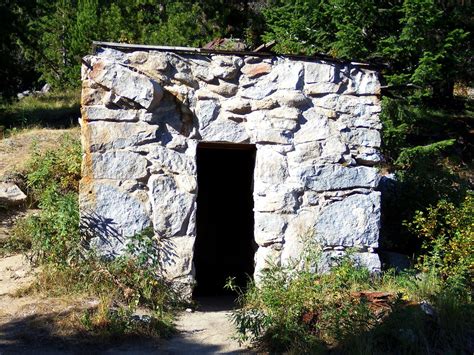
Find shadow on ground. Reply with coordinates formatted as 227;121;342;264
161;296;250;354
0;105;80;131
0;296;250;354
0;310;158;354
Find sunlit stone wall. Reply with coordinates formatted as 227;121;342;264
80;46;382;295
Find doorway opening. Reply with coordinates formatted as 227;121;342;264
193;142;256;297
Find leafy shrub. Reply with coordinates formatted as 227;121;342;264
106;227;184;312
379;96;471;253
25;228;181;338
230;246;379;352
25;186;81;265
13;133;83;264
406;192;473;290
25;133;81;200
231;237;474;353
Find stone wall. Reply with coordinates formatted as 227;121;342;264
80;46;382;294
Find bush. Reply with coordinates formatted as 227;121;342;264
379;96;471;253
231;238;474;353
406;192;473;290
25;186;82;265
25;133;81;200
9;133;83;264
230;246;379;352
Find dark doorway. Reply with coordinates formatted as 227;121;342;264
194;143;256;296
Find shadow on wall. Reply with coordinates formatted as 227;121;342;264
151;91;196;144
80;210;124;253
80;211;178;273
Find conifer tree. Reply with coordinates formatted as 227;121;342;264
24;0;77;88
71;0;99;64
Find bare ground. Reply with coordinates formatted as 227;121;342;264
162;296;252;354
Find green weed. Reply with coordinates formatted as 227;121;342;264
231;235;473;353
0;217;33;255
25;133;81;200
406;192;473;289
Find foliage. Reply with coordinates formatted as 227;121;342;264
231;241;474;353
108;227;184;312
23;227;182;337
406;193;474;288
8;0;261;89
379;96;472;252
262;0;472;96
0;0;37;99
71;0;99;67
261;0;332;56
25;133;81;200
145;2;216;47
23;0;79;88
380;0;472;99
0;217;33;256
230;256;375;352
79;296;174;339
0;133;82;263
24;186;81;265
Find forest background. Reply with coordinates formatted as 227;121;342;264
0;0;472;258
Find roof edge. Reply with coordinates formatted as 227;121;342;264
92;41;382;70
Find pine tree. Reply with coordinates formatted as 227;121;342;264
381;0;472;100
327;0;378;59
22;0;77;88
71;0;99;63
262;0;332;55
0;0;37;99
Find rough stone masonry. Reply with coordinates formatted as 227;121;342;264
80;44;383;295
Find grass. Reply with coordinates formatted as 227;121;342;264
0;89;80;137
0;216;33;256
230;241;474;354
0;296;175;350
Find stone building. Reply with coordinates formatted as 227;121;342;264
80;42;382;296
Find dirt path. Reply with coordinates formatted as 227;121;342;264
99;297;253;354
162;296;252;354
